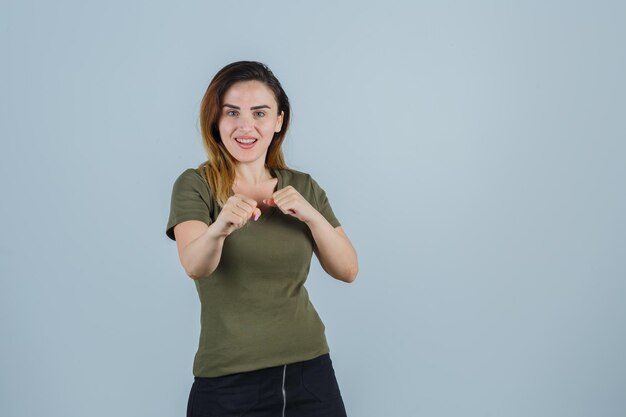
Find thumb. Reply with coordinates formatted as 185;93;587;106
251;208;261;221
263;198;277;207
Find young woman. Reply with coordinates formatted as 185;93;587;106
166;61;358;417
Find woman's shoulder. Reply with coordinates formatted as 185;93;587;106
274;167;332;201
170;166;211;197
173;165;207;184
274;167;314;185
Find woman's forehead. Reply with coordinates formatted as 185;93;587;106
223;80;276;105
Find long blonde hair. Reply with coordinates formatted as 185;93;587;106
198;61;291;207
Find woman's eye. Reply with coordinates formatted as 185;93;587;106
226;110;238;117
254;111;266;118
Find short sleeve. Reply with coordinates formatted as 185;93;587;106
310;177;341;228
165;168;214;241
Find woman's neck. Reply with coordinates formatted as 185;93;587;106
235;161;273;185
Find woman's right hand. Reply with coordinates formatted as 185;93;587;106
212;194;261;237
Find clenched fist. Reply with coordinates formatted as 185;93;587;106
263;186;318;224
214;194;261;237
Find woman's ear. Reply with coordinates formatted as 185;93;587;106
275;110;284;132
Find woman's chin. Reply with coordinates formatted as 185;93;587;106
230;153;267;165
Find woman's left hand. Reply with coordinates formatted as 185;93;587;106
263;186;318;224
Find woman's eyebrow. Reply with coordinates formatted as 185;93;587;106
223;103;271;110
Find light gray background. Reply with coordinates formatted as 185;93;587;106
1;1;625;416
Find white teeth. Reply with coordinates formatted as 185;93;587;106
236;138;256;144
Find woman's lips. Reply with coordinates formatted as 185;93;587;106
235;137;257;149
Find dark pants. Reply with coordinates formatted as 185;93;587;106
187;353;348;417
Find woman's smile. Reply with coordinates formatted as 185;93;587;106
234;135;258;148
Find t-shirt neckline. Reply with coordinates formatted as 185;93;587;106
255;167;283;222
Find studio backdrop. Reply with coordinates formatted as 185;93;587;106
1;1;625;416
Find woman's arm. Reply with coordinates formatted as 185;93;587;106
308;220;359;283
173;220;226;280
265;186;358;283
174;194;260;279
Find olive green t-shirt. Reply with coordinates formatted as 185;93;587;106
165;166;341;377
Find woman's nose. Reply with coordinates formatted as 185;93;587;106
237;115;255;130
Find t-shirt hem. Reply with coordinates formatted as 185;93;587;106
192;346;331;378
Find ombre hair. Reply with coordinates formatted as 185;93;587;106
197;61;291;207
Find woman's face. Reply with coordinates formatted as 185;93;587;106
218;80;284;166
